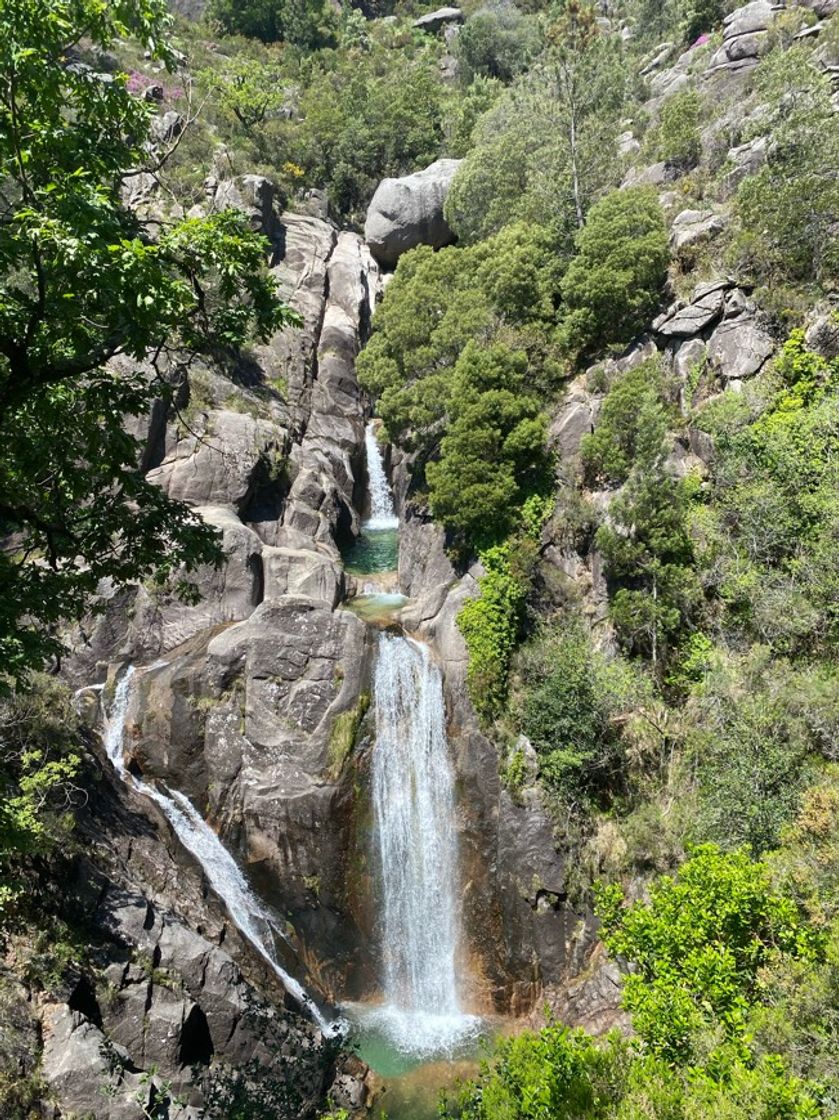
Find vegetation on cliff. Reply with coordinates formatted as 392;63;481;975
1;0;839;1116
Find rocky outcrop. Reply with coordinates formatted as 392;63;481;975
413;6;464;33
364;158;461;267
670;208;727;254
707;0;784;74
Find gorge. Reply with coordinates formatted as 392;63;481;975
2;1;838;1117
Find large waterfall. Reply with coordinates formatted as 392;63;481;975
102;667;339;1037
363;421;398;531
362;633;479;1057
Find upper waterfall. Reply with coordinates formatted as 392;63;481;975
362;633;480;1057
102;667;340;1037
363;421;398;531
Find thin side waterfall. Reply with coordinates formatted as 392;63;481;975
102;668;340;1037
363;633;480;1057
363;421;398;531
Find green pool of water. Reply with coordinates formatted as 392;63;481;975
343;527;399;575
350;1017;486;1120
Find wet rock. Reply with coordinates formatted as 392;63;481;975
365;159;461;267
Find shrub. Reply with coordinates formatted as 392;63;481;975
458;542;531;721
654;88;702;171
597;845;820;1063
560;187;669;357
515;624;632;798
455;3;542;84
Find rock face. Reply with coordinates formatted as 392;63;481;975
30;761;340;1120
364;158;462;267
707;0;783;73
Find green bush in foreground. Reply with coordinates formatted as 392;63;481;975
442;847;827;1120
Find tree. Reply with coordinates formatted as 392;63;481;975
653;87;702;171
445;5;627;246
0;0;296;681
425;341;548;547
560;186;669;357
597;845;819;1063
733;46;839;289
454;3;541;85
208;0;338;48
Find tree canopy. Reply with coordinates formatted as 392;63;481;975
0;0;296;682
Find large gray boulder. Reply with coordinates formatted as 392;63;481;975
413;6;463;33
364;158;462;267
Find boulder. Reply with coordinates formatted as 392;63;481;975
707;0;782;70
805;314;839;359
653;280;731;338
674;337;708;383
549;391;596;462
721;135;768;194
364;158;461;267
412;6;463;33
707;315;775;381
147;410;288;512
621;160;669;188
214;174;278;242
670;208;727;253
150;109;184;143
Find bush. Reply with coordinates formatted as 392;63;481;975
597;844;820;1063
515;624;632;798
653;88;702;171
458;542;531;721
580;358;668;486
455;3;541;84
560;187;669;358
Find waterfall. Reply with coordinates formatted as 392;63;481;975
362;633;479;1057
101;667;341;1037
363;421;398;531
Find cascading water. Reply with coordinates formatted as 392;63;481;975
100;667;340;1037
357;634;480;1058
363;421;398;531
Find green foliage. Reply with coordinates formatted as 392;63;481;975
695;329;839;654
0;0;296;681
454;3;542;84
358;224;558;551
559;187;669;357
515;624;632;798
446;7;627;246
292;52;446;223
732;46;839;289
652;87;702;171
0;676;82;921
680;0;725;42
425;341;549;547
207;0;338;48
597;845;819;1063
458;541;531;721
581;358;669;485
440;1023;629;1120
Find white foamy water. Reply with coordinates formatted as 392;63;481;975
359;634;480;1057
363;421;398;531
103;667;342;1037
